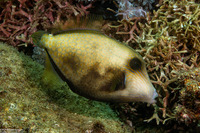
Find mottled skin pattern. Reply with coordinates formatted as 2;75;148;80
37;30;157;103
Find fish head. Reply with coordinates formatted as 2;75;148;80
109;55;158;104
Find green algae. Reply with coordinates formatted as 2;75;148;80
0;42;131;132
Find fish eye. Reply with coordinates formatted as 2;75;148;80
129;57;142;71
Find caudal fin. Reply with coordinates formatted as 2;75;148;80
31;31;48;47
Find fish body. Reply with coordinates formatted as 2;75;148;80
32;29;157;103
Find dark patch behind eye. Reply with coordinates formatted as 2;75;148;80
129;57;142;71
114;72;126;91
100;68;125;92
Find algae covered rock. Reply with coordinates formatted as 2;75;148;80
0;43;130;132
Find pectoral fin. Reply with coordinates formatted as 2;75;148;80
42;49;64;86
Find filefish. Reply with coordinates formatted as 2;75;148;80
31;29;158;103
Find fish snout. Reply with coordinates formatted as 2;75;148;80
125;71;158;103
147;86;158;104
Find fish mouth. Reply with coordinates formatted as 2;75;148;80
152;89;158;99
148;89;158;104
144;86;158;104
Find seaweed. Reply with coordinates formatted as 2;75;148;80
0;0;92;47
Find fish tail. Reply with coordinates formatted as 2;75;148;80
31;31;48;47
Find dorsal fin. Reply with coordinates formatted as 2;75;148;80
52;29;103;36
50;15;104;35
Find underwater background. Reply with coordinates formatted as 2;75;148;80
0;0;200;132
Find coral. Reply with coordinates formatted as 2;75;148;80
0;42;132;132
174;67;200;125
135;0;200;129
0;0;92;47
116;0;147;20
115;0;160;20
129;0;160;10
105;0;158;44
104;17;148;44
139;0;200;120
106;0;200;132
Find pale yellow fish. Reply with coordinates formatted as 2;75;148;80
31;29;157;103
